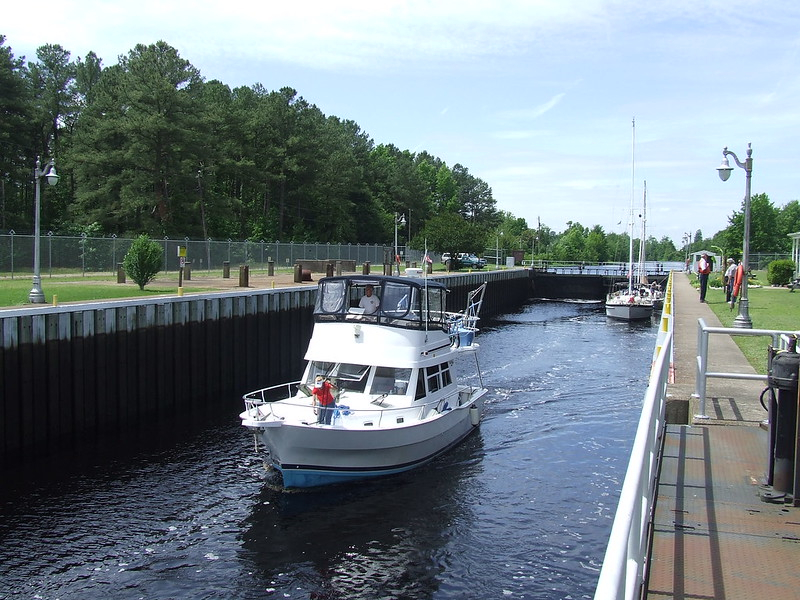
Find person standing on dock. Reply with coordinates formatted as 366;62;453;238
697;253;711;302
730;259;745;309
724;257;736;303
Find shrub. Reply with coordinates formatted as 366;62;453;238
123;234;163;290
767;259;795;286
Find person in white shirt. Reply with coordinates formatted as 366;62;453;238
724;258;737;303
359;284;380;314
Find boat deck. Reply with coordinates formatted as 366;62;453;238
646;273;800;599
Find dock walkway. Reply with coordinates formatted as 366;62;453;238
646;273;799;599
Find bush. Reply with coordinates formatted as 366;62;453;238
709;274;725;288
123;234;163;290
767;259;795;286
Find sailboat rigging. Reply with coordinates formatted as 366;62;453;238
605;119;654;321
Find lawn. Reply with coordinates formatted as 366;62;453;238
700;273;800;374
0;275;190;307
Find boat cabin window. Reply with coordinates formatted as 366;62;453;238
415;372;426;400
308;361;370;393
441;362;452;386
426;364;441;393
317;280;347;313
370;367;411;395
424;288;446;324
381;282;420;319
314;277;447;331
424;362;452;395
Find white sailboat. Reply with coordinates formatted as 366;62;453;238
606;120;654;321
638;182;664;310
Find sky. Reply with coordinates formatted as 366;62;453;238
4;0;800;247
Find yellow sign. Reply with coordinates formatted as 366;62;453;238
177;245;187;257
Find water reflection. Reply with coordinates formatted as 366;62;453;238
240;434;484;599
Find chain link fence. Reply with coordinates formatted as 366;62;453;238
1;233;433;277
748;252;791;270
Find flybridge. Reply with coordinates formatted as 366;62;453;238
313;275;449;330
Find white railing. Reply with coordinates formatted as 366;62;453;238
693;319;798;419
594;272;675;600
594;275;798;599
243;381;470;428
593;330;672;600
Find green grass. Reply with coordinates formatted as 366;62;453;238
0;267;304;308
700;273;800;374
0;277;186;307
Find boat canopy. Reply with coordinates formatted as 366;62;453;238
314;275;448;330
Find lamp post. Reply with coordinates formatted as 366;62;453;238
393;212;406;276
717;143;753;328
683;232;691;271
28;157;60;303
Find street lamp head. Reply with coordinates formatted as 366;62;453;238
717;154;732;182
44;165;60;186
398;214;406;225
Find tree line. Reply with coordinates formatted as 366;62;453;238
0;38;499;251
2;36;799;263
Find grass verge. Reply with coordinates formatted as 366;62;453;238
704;281;800;374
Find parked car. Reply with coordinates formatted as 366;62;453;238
458;253;486;269
442;252;485;270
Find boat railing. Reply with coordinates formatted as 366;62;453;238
243;384;471;427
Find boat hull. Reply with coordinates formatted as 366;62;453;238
605;301;653;321
250;390;487;488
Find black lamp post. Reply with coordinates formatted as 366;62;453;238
29;157;60;303
717;143;753;328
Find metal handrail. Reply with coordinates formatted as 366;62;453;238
593;330;672;600
693;319;798;419
243;381;470;426
594;271;675;600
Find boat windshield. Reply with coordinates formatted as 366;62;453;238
314;277;447;330
309;361;370;392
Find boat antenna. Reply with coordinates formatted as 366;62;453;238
424;238;429;340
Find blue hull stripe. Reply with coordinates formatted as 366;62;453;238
275;426;478;487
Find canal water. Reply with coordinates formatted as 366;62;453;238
0;300;656;600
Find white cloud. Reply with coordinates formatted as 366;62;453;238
4;0;800;244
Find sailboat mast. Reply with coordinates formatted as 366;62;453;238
628;118;635;292
639;181;647;284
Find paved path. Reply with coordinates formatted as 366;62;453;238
646;272;799;599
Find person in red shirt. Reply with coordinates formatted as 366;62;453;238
311;376;336;425
697;253;711;302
